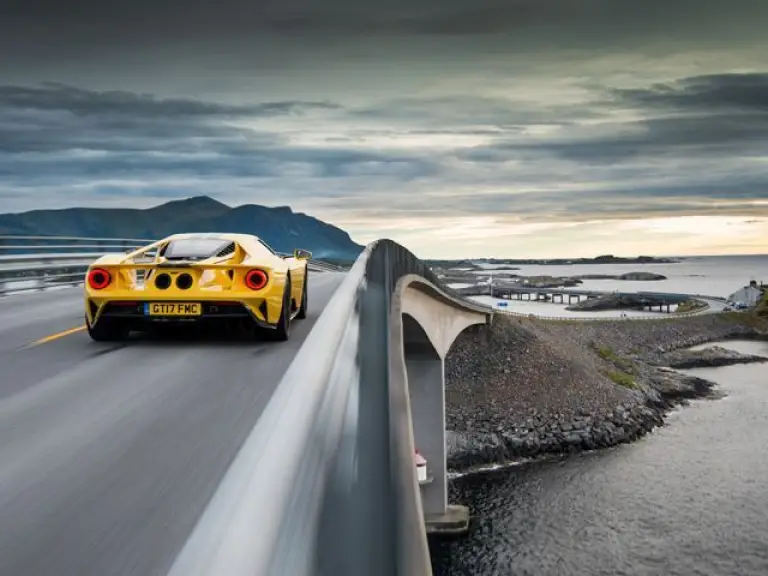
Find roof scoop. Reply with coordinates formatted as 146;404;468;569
160;238;236;261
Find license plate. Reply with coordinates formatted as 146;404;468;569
145;302;202;316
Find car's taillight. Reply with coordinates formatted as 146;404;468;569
245;269;268;290
87;268;111;290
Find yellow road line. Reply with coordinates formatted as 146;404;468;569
32;325;86;346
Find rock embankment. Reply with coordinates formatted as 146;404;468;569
653;346;768;369
444;313;766;471
565;294;637;311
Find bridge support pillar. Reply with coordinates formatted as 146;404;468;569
398;283;489;537
405;347;446;518
403;323;472;537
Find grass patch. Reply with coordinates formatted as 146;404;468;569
722;311;768;330
759;293;768;316
595;345;637;373
676;299;707;314
596;345;618;361
606;370;639;389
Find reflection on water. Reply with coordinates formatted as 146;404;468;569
431;341;768;576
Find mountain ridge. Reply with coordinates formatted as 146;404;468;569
0;195;364;260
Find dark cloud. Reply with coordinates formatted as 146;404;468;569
522;114;768;163
454;72;768;164
4;0;767;39
0;139;437;182
610;73;768;113
2;0;767;76
0;83;436;185
0;83;338;119
1;72;767;222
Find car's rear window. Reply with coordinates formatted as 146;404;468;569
162;238;231;259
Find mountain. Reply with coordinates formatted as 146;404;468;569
0;196;364;260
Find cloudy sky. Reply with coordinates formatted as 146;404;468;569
1;0;767;258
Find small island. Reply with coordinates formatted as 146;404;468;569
427;254;680;267
576;272;668;281
564;294;708;313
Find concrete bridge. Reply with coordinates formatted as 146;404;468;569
461;284;713;312
0;236;492;576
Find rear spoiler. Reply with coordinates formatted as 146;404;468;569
98;261;263;270
122;237;254;264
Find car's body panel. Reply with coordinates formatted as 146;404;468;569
83;233;310;332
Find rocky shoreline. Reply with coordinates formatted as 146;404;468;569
652;345;768;369
444;313;768;472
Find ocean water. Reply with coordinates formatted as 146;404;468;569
473;255;768;297
458;255;768;318
430;340;768;576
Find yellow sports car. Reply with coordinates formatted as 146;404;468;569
83;233;311;342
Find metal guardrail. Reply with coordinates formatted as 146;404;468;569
167;239;487;576
0;236;151;295
0;235;346;295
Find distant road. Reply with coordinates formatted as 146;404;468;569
466;293;727;320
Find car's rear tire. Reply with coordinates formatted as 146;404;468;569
296;269;308;319
86;315;128;342
268;281;291;341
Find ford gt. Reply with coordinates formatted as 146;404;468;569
83;233;311;342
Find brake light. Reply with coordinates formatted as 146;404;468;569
87;268;111;290
245;269;268;290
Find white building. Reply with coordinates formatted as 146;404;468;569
728;285;763;307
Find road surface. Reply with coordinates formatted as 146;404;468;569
0;271;344;576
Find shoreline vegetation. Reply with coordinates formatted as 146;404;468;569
444;310;768;473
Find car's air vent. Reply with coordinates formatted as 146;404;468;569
216;242;236;257
176;273;193;290
164;255;206;262
155;273;172;289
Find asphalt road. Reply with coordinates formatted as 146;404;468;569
0;271;345;576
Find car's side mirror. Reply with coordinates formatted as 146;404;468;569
294;249;312;260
